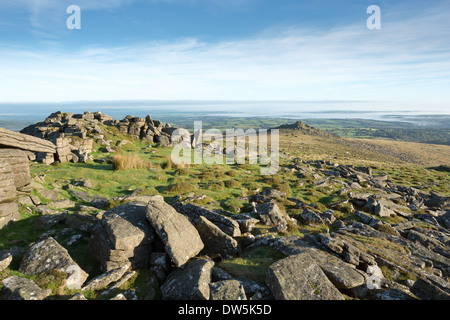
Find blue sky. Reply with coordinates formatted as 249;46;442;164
0;0;449;112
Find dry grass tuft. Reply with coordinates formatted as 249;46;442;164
112;153;148;171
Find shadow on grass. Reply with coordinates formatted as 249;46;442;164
428;165;450;173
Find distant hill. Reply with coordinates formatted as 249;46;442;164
271;121;332;137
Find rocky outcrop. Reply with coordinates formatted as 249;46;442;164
20;111;178;164
0;127;56;230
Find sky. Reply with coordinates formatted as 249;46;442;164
0;0;449;112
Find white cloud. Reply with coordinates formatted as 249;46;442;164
0;4;449;109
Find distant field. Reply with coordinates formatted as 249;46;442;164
161;115;450;146
2;113;449;146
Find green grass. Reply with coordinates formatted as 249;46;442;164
2;115;449;300
217;246;285;283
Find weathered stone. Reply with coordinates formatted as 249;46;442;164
69;293;88;300
146;200;204;268
210;280;247;300
149;252;169;270
155;134;170;147
410;278;450;300
266;252;345;300
71;189;92;202
1;276;52;300
236;276;272;299
34;213;68;229
54;137;72;163
102;202;155;251
0;162;16;204
33;205;60;215
425;192;450;210
174;202;241;237
375;289;416;300
375;203;396;218
19;237;88;289
299;208;325;225
47;199;75;209
196;216;241;258
36;152;54;164
37;188;60;201
89;202;155;272
0;252;13;272
1;126;56;153
300;248;367;289
0;202;20;229
232;213;260;233
0;149;31;189
256;202;288;229
81;263;130;291
161;259;214;300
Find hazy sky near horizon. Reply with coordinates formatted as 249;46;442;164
0;0;449;112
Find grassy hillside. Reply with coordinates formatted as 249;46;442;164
0;118;449;299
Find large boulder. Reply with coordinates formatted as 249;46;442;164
89;202;155;272
266;252;345;300
0;149;32;190
0;161;19;229
101;203;155;252
173;202;241;237
19;237;88;289
0;252;13;272
195;216;241;258
81;263;130;292
210;280;247;300
299;248;367;290
0;161;17;204
146;200;204;268
255;202;289;231
1;276;52;300
161;259;214;300
0;126;56;153
410;278;450;300
0;202;19;229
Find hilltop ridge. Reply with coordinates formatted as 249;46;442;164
272;120;331;137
